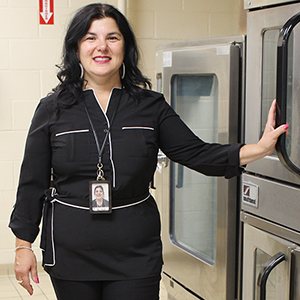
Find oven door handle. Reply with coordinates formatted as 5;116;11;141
257;252;286;300
276;12;300;175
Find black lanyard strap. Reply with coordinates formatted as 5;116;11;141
83;89;122;180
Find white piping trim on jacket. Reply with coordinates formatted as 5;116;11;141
122;126;154;131
41;193;150;267
51;194;151;211
52;199;89;210
87;88;122;188
85;87;121;114
108;132;116;187
43;203;56;267
55;129;89;137
112;194;150;210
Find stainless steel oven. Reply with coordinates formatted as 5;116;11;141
244;1;300;184
155;36;245;300
155;1;300;300
241;219;300;300
241;1;300;299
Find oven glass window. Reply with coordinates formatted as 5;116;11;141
170;74;218;265
261;29;280;156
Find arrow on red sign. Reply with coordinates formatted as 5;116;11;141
39;0;54;25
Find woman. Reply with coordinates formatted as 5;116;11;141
9;3;288;300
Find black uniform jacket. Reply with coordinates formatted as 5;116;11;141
9;88;244;280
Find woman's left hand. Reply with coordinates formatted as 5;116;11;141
239;99;289;166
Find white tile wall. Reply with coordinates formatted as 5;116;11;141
0;0;8;7
0;162;14;191
9;0;41;6
0;8;38;39
0;0;246;264
155;11;210;39
0;40;10;70
0;97;12;130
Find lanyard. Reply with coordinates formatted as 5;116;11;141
84;90;122;181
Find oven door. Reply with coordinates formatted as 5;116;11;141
245;2;300;183
155;36;245;300
241;216;300;300
276;11;300;175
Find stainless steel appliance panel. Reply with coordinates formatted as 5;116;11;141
241;215;300;300
276;11;300;174
242;222;300;300
155;36;244;300
241;4;300;300
241;173;300;232
244;0;299;10
245;2;300;184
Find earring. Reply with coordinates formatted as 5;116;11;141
79;62;84;79
121;62;125;80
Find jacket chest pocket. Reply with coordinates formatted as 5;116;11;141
52;129;90;162
121;126;156;157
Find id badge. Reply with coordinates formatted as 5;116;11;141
89;181;112;214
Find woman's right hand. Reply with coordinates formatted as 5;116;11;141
14;239;39;296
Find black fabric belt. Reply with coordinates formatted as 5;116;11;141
44;188;150;209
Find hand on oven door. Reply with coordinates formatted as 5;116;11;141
239;100;289;165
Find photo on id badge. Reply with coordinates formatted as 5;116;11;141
89;181;112;214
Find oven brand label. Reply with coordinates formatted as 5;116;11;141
242;181;259;208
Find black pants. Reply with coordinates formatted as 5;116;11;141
50;275;161;300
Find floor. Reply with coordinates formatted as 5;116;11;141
0;264;168;299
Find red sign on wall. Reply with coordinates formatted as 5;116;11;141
39;0;54;25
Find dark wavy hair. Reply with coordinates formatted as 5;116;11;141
53;3;152;107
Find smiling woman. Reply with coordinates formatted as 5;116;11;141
51;3;152;110
78;18;125;110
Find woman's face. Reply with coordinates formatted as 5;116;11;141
95;187;104;199
78;17;125;86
